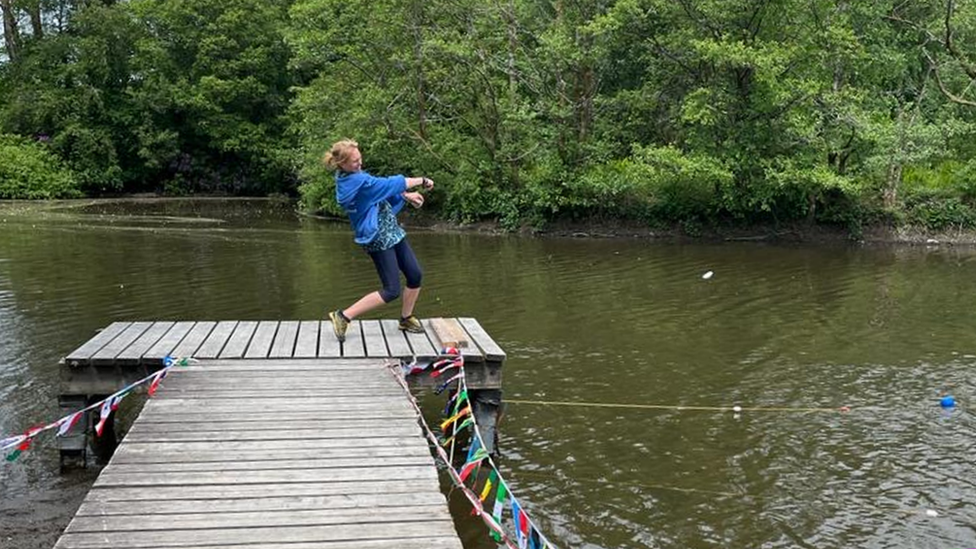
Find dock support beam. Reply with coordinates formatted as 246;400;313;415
470;388;503;455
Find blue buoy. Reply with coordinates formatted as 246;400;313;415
940;395;956;408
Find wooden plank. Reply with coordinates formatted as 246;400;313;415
293;321;319;358
120;426;420;443
111;443;432;462
132;409;416;424
169;321;215;358
91;322;153;364
422;319;482;363
193;321;236;358
144;398;414;413
114;438;430;455
59;536;460;549
458;317;507;361
269;321;299;358
151;387;403;398
55;521;461;549
143;321;195;362
361;320;389;357
427;318;470;348
83;479;439;502
115;321;174;364
94;466;438;487
404;324;437;359
128;418;420;433
64;322;131;365
104;455;434;474
245;321;279;358
341;321;366;358
77;492;448;515
66;506;452;532
320;320;342;357
219;321;258;359
380;320;413;358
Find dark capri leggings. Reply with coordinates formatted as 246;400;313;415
369;239;423;303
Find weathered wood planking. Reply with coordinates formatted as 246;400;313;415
61;318;502;369
54;357;463;549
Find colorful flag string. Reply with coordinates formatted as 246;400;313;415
1;356;196;461
389;349;559;549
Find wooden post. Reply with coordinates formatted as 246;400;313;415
470;389;503;455
57;394;87;470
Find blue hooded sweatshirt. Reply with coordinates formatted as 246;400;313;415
335;170;407;245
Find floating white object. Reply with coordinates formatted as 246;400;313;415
926;509;938;517
702;271;714;280
732;405;742;413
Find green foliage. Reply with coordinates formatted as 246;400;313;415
5;0;976;234
0;134;81;199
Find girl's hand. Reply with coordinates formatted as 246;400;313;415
422;177;434;190
404;191;425;209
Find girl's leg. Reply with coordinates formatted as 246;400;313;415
345;247;402;318
393;239;423;319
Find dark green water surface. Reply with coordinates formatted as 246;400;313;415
1;199;974;549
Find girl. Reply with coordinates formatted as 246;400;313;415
322;139;434;342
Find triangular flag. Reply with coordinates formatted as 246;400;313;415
490;479;509;542
440;406;471;432
95;395;123;437
147;368;169;396
512;498;526;548
529;527;542;549
5;437;32;462
458;450;488;482
56;411;84;437
0;435;25;451
479;469;498;502
466;436;482;462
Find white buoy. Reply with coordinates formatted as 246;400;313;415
702;271;714;280
926;509;938;517
732;405;742;413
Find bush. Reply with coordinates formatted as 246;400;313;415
903;190;976;230
0;134;82;199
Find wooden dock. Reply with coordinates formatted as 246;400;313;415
55;358;463;549
53;318;508;549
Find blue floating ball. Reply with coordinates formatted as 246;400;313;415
940;395;956;408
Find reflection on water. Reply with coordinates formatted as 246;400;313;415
1;199;975;549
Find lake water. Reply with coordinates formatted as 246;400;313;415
1;199;974;549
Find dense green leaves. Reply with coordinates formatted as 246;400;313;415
0;133;80;198
3;0;976;235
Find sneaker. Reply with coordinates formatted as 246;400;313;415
399;315;424;334
329;310;349;342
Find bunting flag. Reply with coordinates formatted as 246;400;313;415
455;417;474;433
490;479;509;542
512;497;530;549
147;368;169;396
435;372;464;394
529;528;542;549
480;469;498;502
56;411;84;437
0;435;26;451
387;351;558;549
440;406;471;432
466;436;482;462
445;388;468;415
5;437;31;462
94;395;123;437
459;449;489;482
2;357;195;465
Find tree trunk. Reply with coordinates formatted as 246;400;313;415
1;0;20;62
29;0;42;39
884;163;902;209
410;2;427;140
